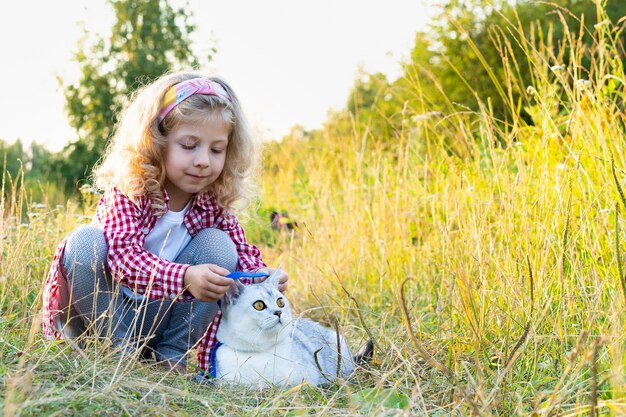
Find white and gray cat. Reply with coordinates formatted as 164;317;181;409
212;269;357;387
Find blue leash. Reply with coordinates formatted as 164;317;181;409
225;271;270;280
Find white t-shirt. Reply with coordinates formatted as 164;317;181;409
143;201;192;261
122;201;192;300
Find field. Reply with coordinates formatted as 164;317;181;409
2;10;626;417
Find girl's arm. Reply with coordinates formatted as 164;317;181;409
95;188;193;301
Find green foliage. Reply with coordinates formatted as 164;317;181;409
0;139;25;179
411;1;583;113
345;72;398;141
310;0;626;148
418;0;626;120
0;139;66;207
58;0;211;193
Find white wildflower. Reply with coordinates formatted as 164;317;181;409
412;111;443;122
594;19;609;29
575;79;591;90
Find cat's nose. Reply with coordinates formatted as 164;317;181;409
274;310;282;317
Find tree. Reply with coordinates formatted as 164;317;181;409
0;139;62;205
0;139;25;181
59;0;212;193
402;0;626;124
346;72;400;141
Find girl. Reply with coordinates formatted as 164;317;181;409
42;72;288;374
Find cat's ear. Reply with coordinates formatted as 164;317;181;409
223;279;245;305
266;267;283;289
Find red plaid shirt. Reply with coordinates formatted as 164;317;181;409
42;187;265;371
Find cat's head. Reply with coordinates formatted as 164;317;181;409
217;268;293;350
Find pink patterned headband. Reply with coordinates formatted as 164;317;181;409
158;78;230;122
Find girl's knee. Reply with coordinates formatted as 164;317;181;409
187;228;239;271
196;228;235;248
63;225;108;271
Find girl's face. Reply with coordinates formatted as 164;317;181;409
163;116;230;211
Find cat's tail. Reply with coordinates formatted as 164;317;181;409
353;339;375;365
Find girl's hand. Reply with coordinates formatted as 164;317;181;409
183;264;233;302
255;267;289;293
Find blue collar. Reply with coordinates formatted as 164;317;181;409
208;341;223;378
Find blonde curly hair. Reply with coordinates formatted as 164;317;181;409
94;71;260;214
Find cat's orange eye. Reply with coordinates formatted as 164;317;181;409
276;298;285;308
253;300;266;311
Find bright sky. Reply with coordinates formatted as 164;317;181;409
0;1;438;151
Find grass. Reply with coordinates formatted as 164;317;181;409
2;5;626;417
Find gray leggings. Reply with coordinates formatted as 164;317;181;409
59;225;238;365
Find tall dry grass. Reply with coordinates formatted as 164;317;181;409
257;4;626;415
2;4;626;416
